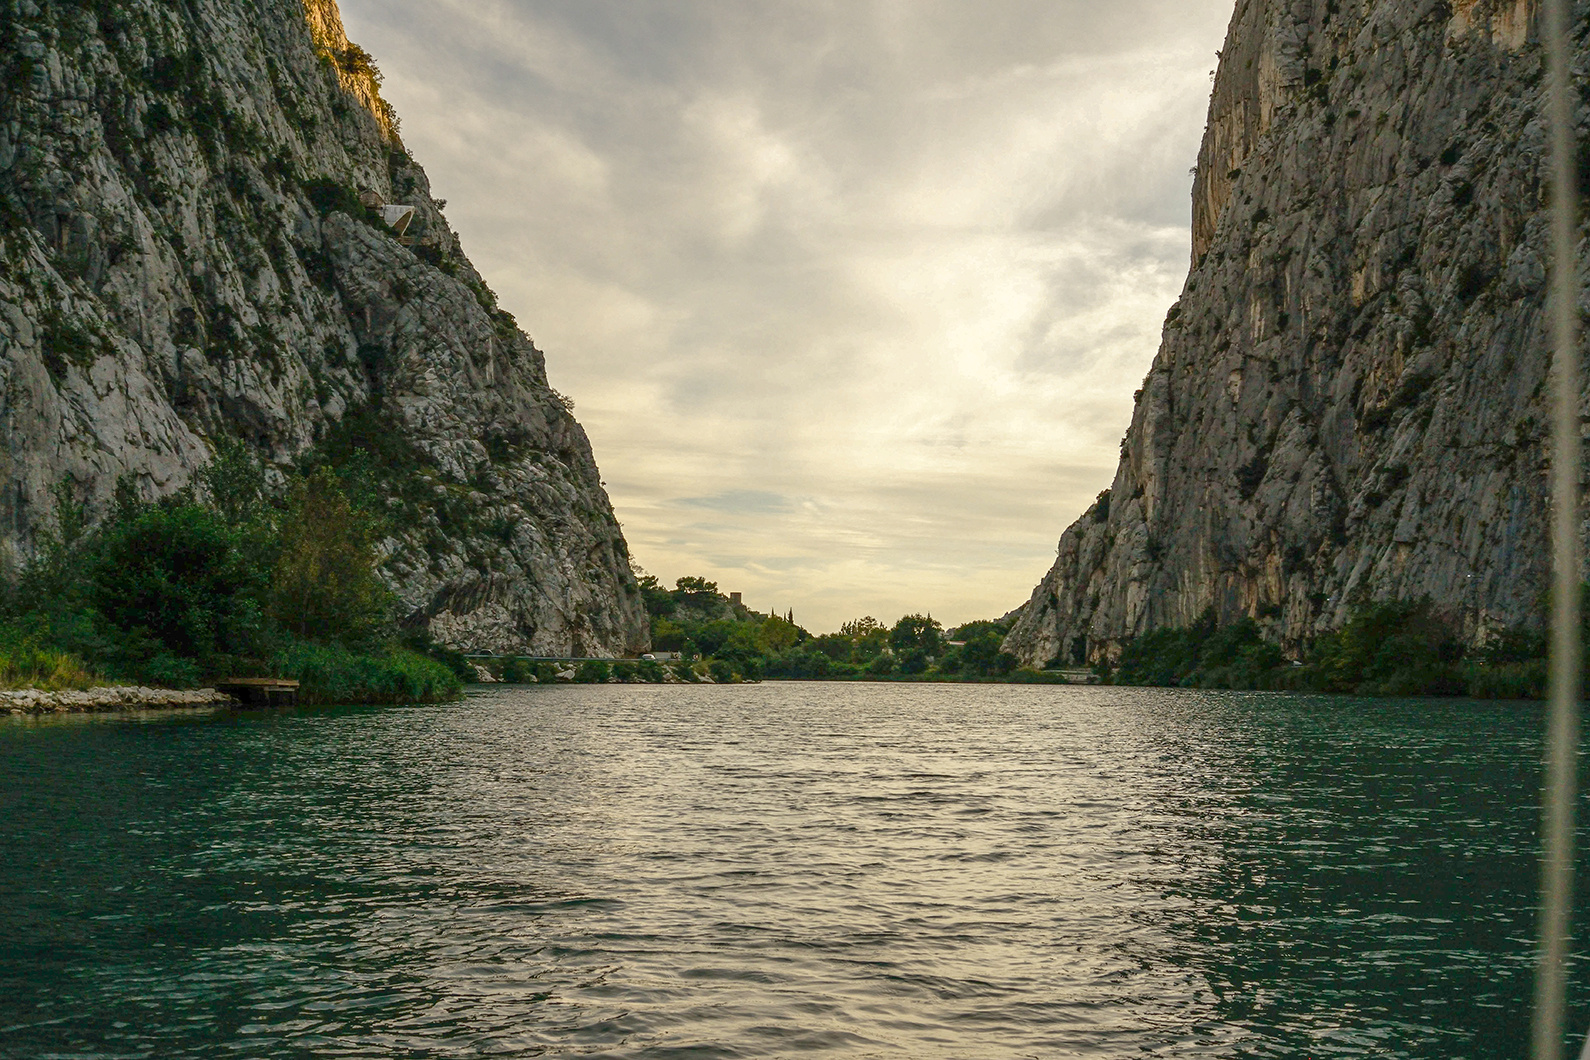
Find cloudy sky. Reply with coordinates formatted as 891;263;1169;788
338;0;1233;633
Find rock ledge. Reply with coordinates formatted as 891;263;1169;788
2;687;238;715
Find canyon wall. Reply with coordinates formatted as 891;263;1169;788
1006;0;1577;665
0;0;648;655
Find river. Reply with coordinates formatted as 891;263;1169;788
0;683;1583;1057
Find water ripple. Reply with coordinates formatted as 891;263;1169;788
0;684;1585;1057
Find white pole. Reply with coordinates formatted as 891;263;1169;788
1534;0;1582;1057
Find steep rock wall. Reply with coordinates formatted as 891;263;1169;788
1006;0;1580;666
0;0;648;656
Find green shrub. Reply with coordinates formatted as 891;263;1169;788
302;178;367;219
275;643;460;704
88;502;269;668
1310;601;1464;695
399;630;475;684
575;660;611;683
708;659;733;683
959;628;1017;676
1466;659;1548;699
1006;668;1068;684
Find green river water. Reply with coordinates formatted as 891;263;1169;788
0;683;1585;1057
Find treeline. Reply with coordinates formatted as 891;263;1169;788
1103;600;1554;699
631;574;1027;682
0;441;462;703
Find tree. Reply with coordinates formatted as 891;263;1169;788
890;613;943;656
675;575;719;594
671;575;725;615
271;467;393;646
950;619;1010;643
961;629;1014;677
841;616;884;638
717;623;763;664
811;632;852;660
199;438;265;527
757;615;801;653
694;618;740;657
852;625;889;661
89;502;268;667
651;618;687;650
635;567;675;618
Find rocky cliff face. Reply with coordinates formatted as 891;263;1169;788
0;0;648;656
1006;0;1578;666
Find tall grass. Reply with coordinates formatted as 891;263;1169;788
275;643;462;705
0;635;100;691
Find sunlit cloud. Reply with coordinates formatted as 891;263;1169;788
339;0;1231;631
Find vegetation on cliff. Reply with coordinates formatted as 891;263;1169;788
0;441;461;704
1102;601;1558;700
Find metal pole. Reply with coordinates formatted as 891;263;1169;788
1534;0;1583;1057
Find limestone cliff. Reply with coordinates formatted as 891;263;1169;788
1006;0;1578;666
0;0;648;656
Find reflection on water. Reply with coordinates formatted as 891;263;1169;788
0;684;1580;1057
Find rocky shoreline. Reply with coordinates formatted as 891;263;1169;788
2;687;239;716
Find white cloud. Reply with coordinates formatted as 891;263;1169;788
339;0;1231;631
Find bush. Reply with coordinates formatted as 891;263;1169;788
708;659;733;683
399;629;475;684
763;646;835;679
88;502;269;670
1115;625;1206;686
866;653;895;676
1467;659;1548;699
575;660;611;683
276;643;461;704
960;629;1013;676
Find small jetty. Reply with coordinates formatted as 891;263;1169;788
1045;669;1101;685
215;678;300;707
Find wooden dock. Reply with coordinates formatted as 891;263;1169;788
1045;669;1101;685
216;678;300;706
